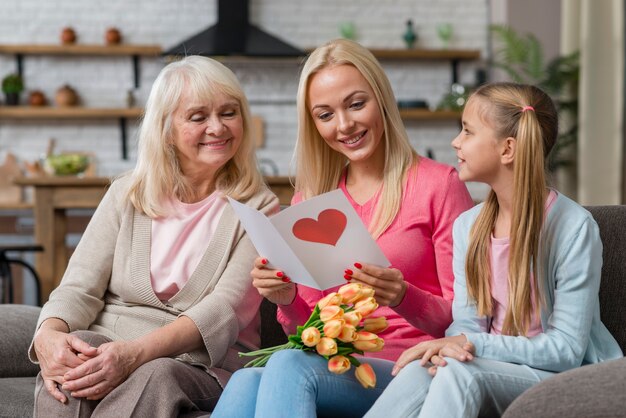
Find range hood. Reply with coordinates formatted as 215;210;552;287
164;0;304;57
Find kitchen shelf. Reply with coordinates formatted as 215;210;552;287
0;106;144;159
398;108;461;120
0;106;143;119
0;43;162;88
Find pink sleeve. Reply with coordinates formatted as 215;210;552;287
276;286;322;335
393;169;474;337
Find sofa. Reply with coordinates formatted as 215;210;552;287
1;205;624;418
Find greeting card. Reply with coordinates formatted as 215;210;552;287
228;189;390;290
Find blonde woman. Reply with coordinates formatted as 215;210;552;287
365;83;623;417
213;39;473;418
30;56;279;417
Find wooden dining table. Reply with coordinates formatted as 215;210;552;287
13;175;294;305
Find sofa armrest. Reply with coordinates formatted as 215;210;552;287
0;304;41;377
503;357;626;418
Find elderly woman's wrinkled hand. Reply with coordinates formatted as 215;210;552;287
61;340;142;400
33;327;98;404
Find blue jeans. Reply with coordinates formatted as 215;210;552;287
364;357;556;418
212;349;396;418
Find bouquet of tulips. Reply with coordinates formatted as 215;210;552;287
240;283;387;388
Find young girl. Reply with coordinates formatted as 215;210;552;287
364;82;623;418
212;39;474;417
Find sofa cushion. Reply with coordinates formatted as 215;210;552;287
0;377;36;418
0;304;41;377
502;356;626;418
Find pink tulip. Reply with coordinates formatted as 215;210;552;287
337;324;358;343
320;305;344;323
363;316;388;333
301;326;321;347
353;331;385;352
343;310;362;327
323;319;345;339
338;283;364;304
328;355;351;374
355;363;377;388
316;337;338;356
354;297;378;318
317;292;342;309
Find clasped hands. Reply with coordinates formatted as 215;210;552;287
34;328;140;404
392;335;475;377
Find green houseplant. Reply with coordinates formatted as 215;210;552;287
2;73;24;106
490;25;579;171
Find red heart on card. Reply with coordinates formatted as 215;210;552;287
292;209;347;246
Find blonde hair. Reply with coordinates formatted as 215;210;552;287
126;55;263;217
465;82;558;336
295;39;417;238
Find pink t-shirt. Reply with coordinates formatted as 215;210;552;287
150;192;227;301
277;158;475;360
489;190;558;336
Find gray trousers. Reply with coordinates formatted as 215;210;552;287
34;331;223;418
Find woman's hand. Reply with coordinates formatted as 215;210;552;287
61;340;142;400
251;257;296;305
392;335;474;376
350;263;407;307
33;322;98;404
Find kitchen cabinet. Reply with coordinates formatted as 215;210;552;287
0;44;161;159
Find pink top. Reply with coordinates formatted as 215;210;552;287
151;192;227;301
277;158;474;360
489;190;558;336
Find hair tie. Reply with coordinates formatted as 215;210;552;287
521;105;535;112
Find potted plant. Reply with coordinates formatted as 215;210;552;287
2;73;24;106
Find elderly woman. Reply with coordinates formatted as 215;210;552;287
29;56;278;417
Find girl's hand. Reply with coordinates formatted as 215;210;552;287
61;340;141;400
33;327;98;404
251;257;296;305
392;335;473;376
350;263;407;307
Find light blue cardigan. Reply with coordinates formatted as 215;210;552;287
446;193;623;372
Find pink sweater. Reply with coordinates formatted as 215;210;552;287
277;158;474;360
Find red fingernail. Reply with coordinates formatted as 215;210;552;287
276;271;284;278
354;263;362;269
344;274;352;280
282;277;291;283
261;258;268;265
345;269;353;275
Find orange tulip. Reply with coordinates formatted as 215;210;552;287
320;305;344;322
353;331;385;352
354;297;378;318
301;326;321;347
328;355;351;374
343;311;362;327
316;337;338;356
317;292;342;309
337;324;358;343
355;363;377;388
359;286;376;300
363;316;388;333
338;283;364;304
323;319;345;339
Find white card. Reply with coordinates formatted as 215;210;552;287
228;189;390;290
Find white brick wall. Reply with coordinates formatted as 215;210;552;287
0;0;490;199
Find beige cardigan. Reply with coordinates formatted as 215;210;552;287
29;175;279;383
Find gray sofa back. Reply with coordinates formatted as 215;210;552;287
586;206;626;351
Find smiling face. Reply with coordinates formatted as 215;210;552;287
171;88;243;180
451;97;506;185
307;64;385;167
